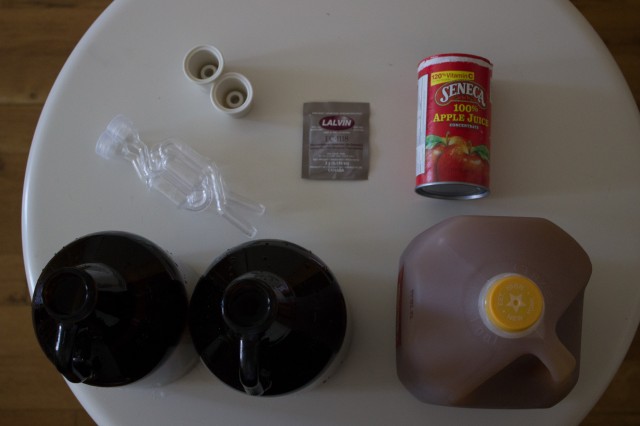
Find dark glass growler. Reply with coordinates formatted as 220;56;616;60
189;240;350;396
31;231;192;387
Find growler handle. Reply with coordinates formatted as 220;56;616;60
238;332;269;396
222;274;286;396
52;322;88;383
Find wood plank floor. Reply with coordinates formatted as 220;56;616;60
1;1;638;424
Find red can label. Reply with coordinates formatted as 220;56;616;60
415;54;492;199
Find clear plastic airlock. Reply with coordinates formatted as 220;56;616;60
96;115;265;238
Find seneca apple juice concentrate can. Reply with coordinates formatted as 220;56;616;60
415;54;492;199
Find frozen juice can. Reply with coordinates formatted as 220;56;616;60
415;54;492;199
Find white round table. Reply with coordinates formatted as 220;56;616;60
23;0;640;424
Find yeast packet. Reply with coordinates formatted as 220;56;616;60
302;102;370;180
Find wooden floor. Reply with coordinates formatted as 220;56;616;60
1;1;638;425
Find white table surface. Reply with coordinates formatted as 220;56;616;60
22;0;640;424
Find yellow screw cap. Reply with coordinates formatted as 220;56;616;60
483;274;544;335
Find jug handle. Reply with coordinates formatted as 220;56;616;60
238;333;269;396
53;323;88;383
534;334;576;385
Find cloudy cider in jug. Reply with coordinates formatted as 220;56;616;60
396;216;592;408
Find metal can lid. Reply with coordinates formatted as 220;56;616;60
418;53;493;72
415;182;489;200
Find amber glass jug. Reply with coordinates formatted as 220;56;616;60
396;216;592;408
32;231;194;387
189;239;349;396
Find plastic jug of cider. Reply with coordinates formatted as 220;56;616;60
396;216;592;408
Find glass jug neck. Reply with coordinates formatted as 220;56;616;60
42;263;126;323
221;271;292;335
